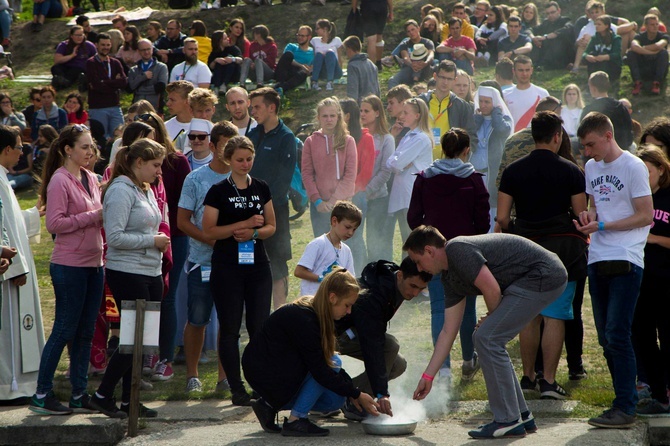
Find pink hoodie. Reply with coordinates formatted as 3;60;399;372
46;166;103;267
302;130;357;204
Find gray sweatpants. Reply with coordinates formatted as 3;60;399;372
474;283;566;423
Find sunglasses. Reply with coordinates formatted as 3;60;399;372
134;113;160;126
187;133;209;141
72;124;90;133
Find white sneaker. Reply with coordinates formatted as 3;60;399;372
311;81;321;91
200;1;210;9
326;81;333;91
211;0;220;7
186;377;203;393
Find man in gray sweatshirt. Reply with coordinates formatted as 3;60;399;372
343;36;380;103
128;39;169;110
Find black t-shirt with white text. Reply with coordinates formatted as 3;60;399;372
499;149;585;221
645;186;670;276
204;176;272;265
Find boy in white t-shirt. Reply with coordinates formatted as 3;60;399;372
295;201;362;296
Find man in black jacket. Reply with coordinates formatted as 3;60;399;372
581;71;633;150
528;1;574;69
336;257;431;419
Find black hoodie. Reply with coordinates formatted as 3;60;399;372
580;97;633;150
336;260;403;397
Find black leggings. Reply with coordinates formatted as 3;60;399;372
210;262;272;392
632;271;670;404
274;52;308;92
97;269;163;402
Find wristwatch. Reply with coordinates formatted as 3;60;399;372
252;229;259;240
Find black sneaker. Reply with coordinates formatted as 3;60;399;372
281;417;329;437
120;402;158;418
252;398;281;433
636;399;670;417
29;391;73;415
88;394;128;419
520;376;538;394
539;379;568;400
231;388;253;406
69;393;98;413
341;398;367;421
569;367;588;381
588;408;636;429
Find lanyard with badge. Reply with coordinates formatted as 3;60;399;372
430;96;449;146
230;175;256;265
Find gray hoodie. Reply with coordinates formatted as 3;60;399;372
103;175;162;277
423;158;475;179
346;53;381;102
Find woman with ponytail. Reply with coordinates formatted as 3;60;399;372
407;128;489;381
30;124;104;416
243;267;380;437
89;138;168;419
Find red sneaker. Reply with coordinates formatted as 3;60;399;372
632;81;643;96
152;360;174;381
652;81;661;95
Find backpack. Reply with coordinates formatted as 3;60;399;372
168;0;193;9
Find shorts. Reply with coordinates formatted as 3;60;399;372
540;280;576;320
186;262;214;327
360;2;388;37
264;201;291;280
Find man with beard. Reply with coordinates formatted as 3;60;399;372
225;87;257;136
86;33;127;139
169;38;211;89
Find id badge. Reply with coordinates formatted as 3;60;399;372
432;128;441;146
238;241;255;265
200;266;211;283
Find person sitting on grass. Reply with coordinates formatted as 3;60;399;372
295;201;361;297
239;25;277;90
243;267;381;437
310;19;343;92
51;25;97;91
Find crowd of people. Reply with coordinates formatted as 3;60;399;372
0;0;668;441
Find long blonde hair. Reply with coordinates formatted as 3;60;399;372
315;97;348;152
405;97;432;136
293;267;359;368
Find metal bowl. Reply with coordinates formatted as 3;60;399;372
361;420;417;436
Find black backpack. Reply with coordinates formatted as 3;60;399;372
169;0;193;9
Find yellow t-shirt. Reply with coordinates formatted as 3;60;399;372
441;20;476;42
429;93;450;160
193;36;212;65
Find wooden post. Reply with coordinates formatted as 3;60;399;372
127;299;146;438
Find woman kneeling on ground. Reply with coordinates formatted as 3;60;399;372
242;267;380;437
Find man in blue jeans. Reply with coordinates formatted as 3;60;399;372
574;112;653;428
86;33;126;140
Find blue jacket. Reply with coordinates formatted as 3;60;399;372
32;106;68;141
248;119;297;206
473;108;513;206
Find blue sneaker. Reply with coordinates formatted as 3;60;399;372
468;420;526;439
521;411;538;433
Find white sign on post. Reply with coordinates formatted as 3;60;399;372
119;301;161;354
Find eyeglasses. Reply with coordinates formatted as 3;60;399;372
187;133;210;141
437;75;456;81
134;113;160;126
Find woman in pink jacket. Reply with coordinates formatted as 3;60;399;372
30;124;104;415
302;97;358;237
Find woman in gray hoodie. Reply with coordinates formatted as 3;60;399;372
89;138;169;419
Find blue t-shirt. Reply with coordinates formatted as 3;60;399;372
178;164;231;265
284;43;314;66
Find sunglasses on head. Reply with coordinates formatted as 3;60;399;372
187;133;209;141
72;124;90;133
134;113;159;126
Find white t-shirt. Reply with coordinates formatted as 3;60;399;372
169;60;212;86
561;107;583;137
585;151;651;267
298;233;354;296
504;84;549;132
236;118;258;136
577;20;618;41
165;117;192;154
310;37;343;61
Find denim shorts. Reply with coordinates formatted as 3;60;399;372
540;280;576;320
186;262;215;326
